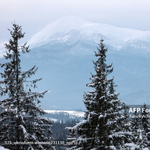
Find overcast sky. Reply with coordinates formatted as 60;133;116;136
0;0;150;41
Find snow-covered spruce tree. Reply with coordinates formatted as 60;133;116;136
0;23;54;150
67;39;132;150
108;81;133;148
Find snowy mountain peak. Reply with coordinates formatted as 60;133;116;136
28;16;150;52
28;16;92;48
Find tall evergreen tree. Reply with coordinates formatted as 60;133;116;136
0;23;54;150
67;39;131;150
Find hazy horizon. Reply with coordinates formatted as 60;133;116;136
0;0;150;42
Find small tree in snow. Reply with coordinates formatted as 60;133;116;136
141;104;150;138
131;110;140;143
140;104;150;148
0;23;54;150
67;39;132;150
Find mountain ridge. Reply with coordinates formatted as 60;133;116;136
28;16;150;54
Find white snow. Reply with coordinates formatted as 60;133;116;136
44;110;84;117
139;129;143;140
0;146;9;150
48;117;57;122
108;146;116;150
28;16;150;52
125;143;139;150
28;16;91;48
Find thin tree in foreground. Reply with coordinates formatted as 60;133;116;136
67;39;132;150
0;23;54;150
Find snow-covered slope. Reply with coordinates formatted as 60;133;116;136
44;110;84;122
44;110;84;117
28;16;91;48
28;16;150;52
0;146;9;150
